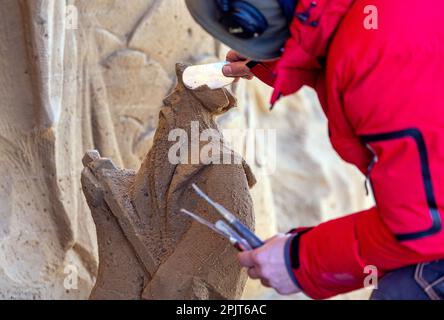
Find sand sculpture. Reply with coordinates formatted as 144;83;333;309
0;0;370;300
81;64;256;299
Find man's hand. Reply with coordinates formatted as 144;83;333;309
222;50;254;80
238;234;301;295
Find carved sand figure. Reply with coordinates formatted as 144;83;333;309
81;64;256;299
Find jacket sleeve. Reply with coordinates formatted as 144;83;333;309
249;60;279;87
285;132;444;299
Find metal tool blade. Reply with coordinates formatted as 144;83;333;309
183;62;235;90
192;183;237;223
215;221;253;251
180;208;226;238
192;183;264;249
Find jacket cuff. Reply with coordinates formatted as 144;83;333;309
288;227;313;235
284;233;301;289
248;60;279;87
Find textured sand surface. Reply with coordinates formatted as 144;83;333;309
82;64;256;299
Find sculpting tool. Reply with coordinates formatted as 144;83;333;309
180;209;226;238
182;62;235;90
215;221;253;251
180;209;247;251
191;184;264;249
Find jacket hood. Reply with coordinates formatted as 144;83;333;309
263;0;356;106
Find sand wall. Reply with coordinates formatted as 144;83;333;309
0;0;372;299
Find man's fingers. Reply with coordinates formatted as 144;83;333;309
247;267;272;288
238;251;255;268
224;50;254;80
226;50;248;63
247;267;261;279
261;279;271;288
222;61;253;78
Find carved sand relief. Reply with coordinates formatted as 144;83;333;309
82;64;256;299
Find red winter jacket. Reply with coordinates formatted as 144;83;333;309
251;0;444;299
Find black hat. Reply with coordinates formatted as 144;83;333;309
185;0;290;61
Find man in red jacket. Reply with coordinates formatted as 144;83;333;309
186;0;444;299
